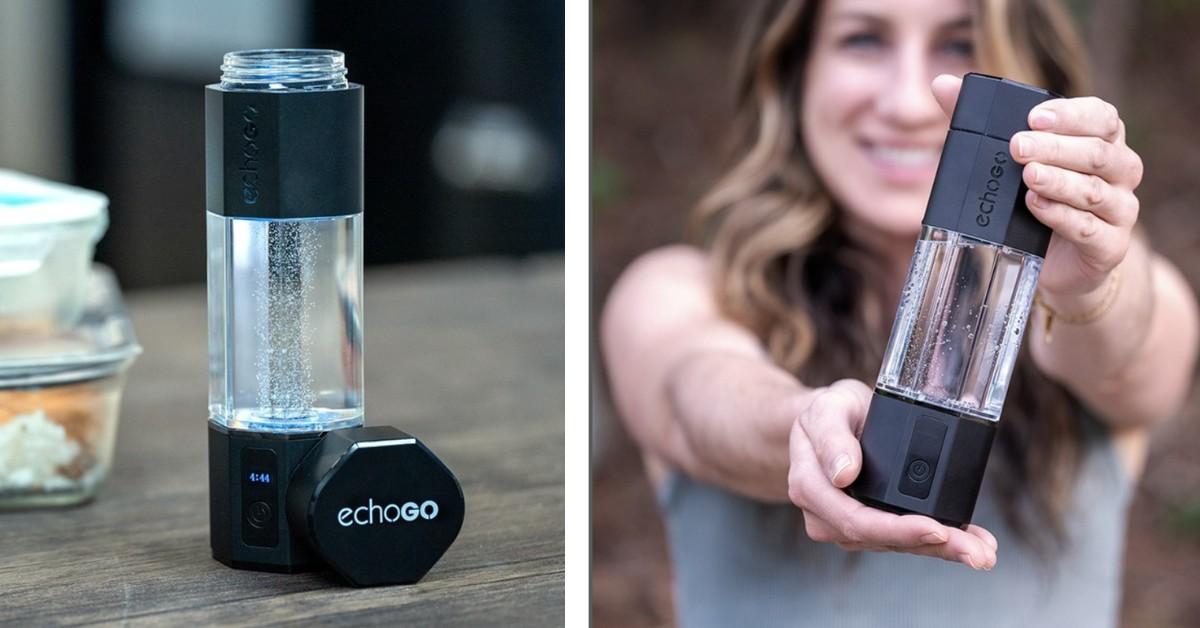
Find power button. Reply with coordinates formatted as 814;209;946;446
907;459;932;482
247;501;273;528
897;416;948;499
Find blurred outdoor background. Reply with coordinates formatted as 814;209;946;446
593;1;1200;626
0;0;564;289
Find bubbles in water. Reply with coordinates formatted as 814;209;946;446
253;221;320;419
877;226;1048;425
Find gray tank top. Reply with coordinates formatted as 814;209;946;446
658;416;1132;628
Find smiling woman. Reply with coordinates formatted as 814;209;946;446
803;0;974;229
598;0;1199;626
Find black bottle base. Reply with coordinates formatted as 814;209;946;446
208;422;325;572
208;421;466;586
847;390;997;529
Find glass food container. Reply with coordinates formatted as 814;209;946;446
849;74;1058;527
0;169;108;332
0;266;141;509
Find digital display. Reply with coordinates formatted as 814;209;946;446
248;471;273;484
241;448;279;547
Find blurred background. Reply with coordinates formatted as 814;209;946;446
0;0;564;289
593;1;1200;627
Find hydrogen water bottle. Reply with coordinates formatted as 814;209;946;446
206;49;366;571
205;50;464;585
848;73;1058;527
206;49;363;433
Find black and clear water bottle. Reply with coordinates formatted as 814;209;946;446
205;50;464;586
849;73;1058;528
207;49;363;433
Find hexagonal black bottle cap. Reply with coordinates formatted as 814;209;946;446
286;426;465;587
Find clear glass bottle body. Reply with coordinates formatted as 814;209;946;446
876;226;1041;422
207;213;363;432
206;49;362;434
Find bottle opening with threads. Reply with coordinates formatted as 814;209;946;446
219;49;348;91
207;49;363;433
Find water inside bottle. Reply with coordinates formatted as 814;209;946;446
208;213;363;432
877;227;1040;421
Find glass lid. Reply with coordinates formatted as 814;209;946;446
0;265;141;387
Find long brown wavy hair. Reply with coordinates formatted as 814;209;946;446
693;0;1092;550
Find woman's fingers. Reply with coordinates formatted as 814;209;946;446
1023;162;1133;224
896;537;997;570
1023;160;1139;239
1025;189;1128;273
916;523;996;569
801;510;841;543
807;510;945;551
787;378;998;569
966;524;999;553
790;426;954;548
835;523;999;570
798;381;871;487
930;73;963;118
1029;96;1123;142
1010;131;1142;188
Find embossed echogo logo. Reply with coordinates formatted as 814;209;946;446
239;104;261;204
337;498;439;527
976;150;1008;227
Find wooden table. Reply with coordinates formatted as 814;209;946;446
0;257;564;625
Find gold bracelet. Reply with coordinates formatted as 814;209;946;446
1032;267;1122;344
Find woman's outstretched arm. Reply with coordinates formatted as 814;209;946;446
600;245;802;502
601;244;997;569
1029;237;1199;430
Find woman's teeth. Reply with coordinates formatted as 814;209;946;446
868;145;939;167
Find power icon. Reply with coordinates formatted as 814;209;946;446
247;501;273;528
907;459;932;483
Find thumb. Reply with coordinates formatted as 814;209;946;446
931;73;963;119
804;380;872;488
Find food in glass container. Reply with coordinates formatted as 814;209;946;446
0;267;139;509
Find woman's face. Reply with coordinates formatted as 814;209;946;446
802;0;975;242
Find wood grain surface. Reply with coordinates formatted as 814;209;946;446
0;257;564;626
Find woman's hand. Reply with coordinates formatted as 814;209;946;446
787;379;999;570
932;74;1144;297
